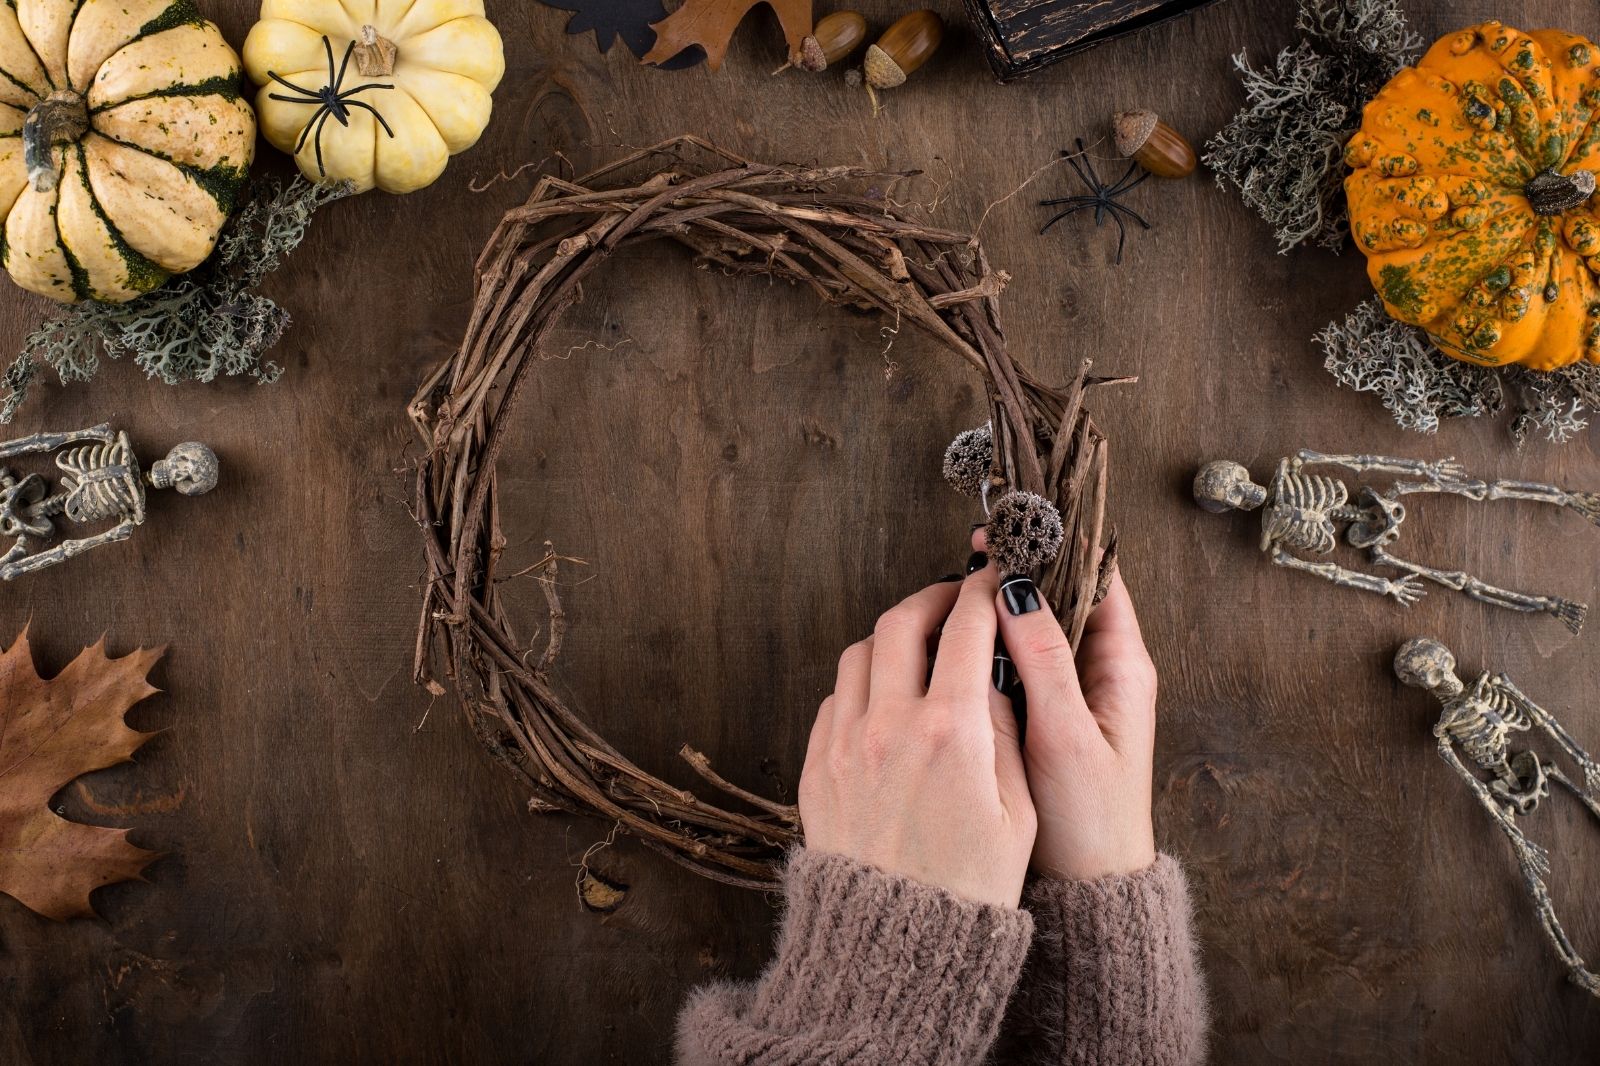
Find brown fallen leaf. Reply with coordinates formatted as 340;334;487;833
643;0;813;71
0;629;165;921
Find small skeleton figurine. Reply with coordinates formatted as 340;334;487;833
0;424;218;581
1195;450;1599;632
1395;638;1600;997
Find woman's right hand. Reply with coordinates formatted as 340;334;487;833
995;563;1159;882
797;562;1038;909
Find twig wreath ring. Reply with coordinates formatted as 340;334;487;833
407;137;1120;889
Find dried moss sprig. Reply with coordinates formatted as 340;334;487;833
1203;0;1420;252
1317;298;1503;434
0;175;353;423
1316;297;1600;443
408;137;1121;890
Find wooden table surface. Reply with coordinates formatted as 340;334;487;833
2;0;1597;1061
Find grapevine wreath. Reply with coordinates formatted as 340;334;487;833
407;138;1120;889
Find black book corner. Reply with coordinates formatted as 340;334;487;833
963;0;1224;81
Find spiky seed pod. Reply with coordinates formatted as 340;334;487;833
986;490;1065;577
942;423;993;498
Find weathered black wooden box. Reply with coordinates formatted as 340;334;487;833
963;0;1223;81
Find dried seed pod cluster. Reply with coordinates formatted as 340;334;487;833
942;423;994;498
985;490;1065;577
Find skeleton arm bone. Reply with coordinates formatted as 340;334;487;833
0;518;134;581
1269;545;1424;604
0;424;115;460
1493;675;1600;795
1293;450;1463;481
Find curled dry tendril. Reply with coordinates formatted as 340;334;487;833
266;35;396;178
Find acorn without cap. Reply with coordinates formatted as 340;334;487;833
798;11;868;72
1112;110;1197;178
863;10;943;90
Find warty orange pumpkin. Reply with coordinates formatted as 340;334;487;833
1345;20;1600;371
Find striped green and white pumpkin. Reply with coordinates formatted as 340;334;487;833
0;0;255;303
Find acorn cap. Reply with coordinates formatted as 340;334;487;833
1112;109;1159;158
864;44;907;89
798;35;827;72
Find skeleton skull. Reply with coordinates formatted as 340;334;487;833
1394;636;1465;698
1193;459;1268;513
148;442;219;497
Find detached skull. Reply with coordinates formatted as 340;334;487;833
149;441;220;496
1192;460;1267;513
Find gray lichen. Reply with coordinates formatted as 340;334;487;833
1317;298;1503;434
0;175;353;424
1203;0;1421;252
1317;297;1600;444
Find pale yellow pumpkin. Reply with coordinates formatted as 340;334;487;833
242;0;503;195
0;0;255;303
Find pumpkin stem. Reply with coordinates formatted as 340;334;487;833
21;90;87;193
1525;168;1596;216
353;25;398;78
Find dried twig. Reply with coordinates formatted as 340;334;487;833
407;136;1119;889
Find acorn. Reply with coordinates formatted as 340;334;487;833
1111;109;1197;178
862;10;943;92
797;11;868;72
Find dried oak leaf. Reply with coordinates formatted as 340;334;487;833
643;0;812;70
0;629;164;920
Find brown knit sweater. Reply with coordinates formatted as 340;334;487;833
676;849;1206;1065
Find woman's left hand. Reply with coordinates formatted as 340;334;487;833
798;564;1038;909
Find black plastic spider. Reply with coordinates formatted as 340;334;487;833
1039;138;1151;265
266;36;396;178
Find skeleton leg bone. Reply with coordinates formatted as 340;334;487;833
1370;546;1586;633
1436;740;1599;995
0;519;134;581
1389;476;1600;526
1269;546;1423;604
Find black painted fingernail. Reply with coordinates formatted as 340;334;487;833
1010;683;1028;744
991;654;1014;691
1001;575;1040;615
965;551;988;574
937;573;962;582
970;521;987;531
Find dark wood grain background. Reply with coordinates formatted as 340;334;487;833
1;0;1597;1062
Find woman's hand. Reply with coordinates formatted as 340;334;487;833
992;539;1158;882
798;563;1038;909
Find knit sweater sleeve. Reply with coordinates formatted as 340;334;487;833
1003;854;1208;1066
675;848;1034;1066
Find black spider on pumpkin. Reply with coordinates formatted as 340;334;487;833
266;35;396;178
1038;138;1152;265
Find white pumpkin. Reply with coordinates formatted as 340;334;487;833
242;0;504;194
